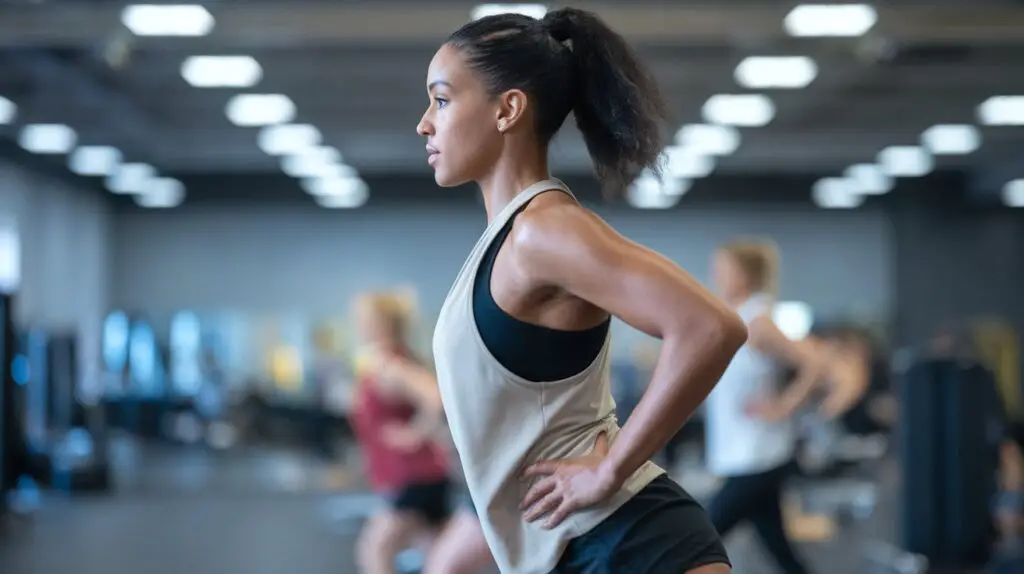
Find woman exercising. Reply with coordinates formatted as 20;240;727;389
704;240;821;574
349;292;465;574
417;7;747;574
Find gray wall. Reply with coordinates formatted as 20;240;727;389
0;159;113;383
112;201;894;356
893;202;1024;345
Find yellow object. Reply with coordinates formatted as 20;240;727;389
269;345;303;390
973;320;1021;420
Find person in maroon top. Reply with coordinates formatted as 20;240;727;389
349;292;492;574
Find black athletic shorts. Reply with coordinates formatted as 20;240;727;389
391;478;453;526
553;474;730;573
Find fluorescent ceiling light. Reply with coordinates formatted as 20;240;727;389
0;96;15;125
257;124;322;155
702;94;775;127
920;124;981;155
626;171;683;209
135;178;186;209
773;301;814;341
812;177;863;209
282;152;343;179
877;145;933;177
471;4;547;20
843;163;892;196
1003;179;1024;208
784;4;877;37
305;177;370;208
734;56;818;89
317;193;368;209
225;94;295;127
302;175;368;197
293;146;342;165
69;146;122;177
674;124;740;156
182;56;262;88
107;162;156;194
662;146;714;179
121;4;214;37
18;124;77;154
978;96;1024;126
306;163;359;182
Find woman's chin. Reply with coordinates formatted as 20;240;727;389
433;170;465;188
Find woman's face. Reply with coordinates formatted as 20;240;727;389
417;44;505;187
355;304;392;348
711;250;747;300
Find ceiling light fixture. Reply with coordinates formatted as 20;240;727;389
977;96;1024;126
626;171;683;210
107;162;156;194
471;4;547;21
702;94;775;127
18;124;77;154
812;177;863;209
292;146;342;165
784;4;877;37
282;154;341;179
920;124;981;155
0;96;16;125
303;176;370;208
225;94;296;127
257;123;322;155
121;4;214;37
135;178;186;208
734;56;818;89
69;146;123;177
662;146;715;179
182;56;263;88
877;145;933;177
674;124;741;156
843;163;892;196
1003;179;1024;208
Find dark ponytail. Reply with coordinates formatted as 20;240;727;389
447;8;669;194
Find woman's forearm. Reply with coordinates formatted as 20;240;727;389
774;365;825;418
600;320;746;483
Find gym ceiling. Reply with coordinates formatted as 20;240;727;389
0;1;1021;209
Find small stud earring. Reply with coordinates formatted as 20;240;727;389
498;121;506;133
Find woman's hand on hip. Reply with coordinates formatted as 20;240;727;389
519;433;620;529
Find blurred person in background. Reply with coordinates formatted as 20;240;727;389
422;478;496;574
705;239;822;574
349;292;483;574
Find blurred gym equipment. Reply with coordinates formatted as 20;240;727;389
899;357;1000;570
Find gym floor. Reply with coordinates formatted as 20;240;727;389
0;439;931;574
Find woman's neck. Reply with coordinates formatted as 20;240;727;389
477;146;551;222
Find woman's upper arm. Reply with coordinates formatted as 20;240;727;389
747;316;816;367
511;203;745;342
379;357;443;413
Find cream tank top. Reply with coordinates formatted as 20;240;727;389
432;179;664;574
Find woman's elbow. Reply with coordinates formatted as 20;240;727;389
686;307;747;357
717;309;749;354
